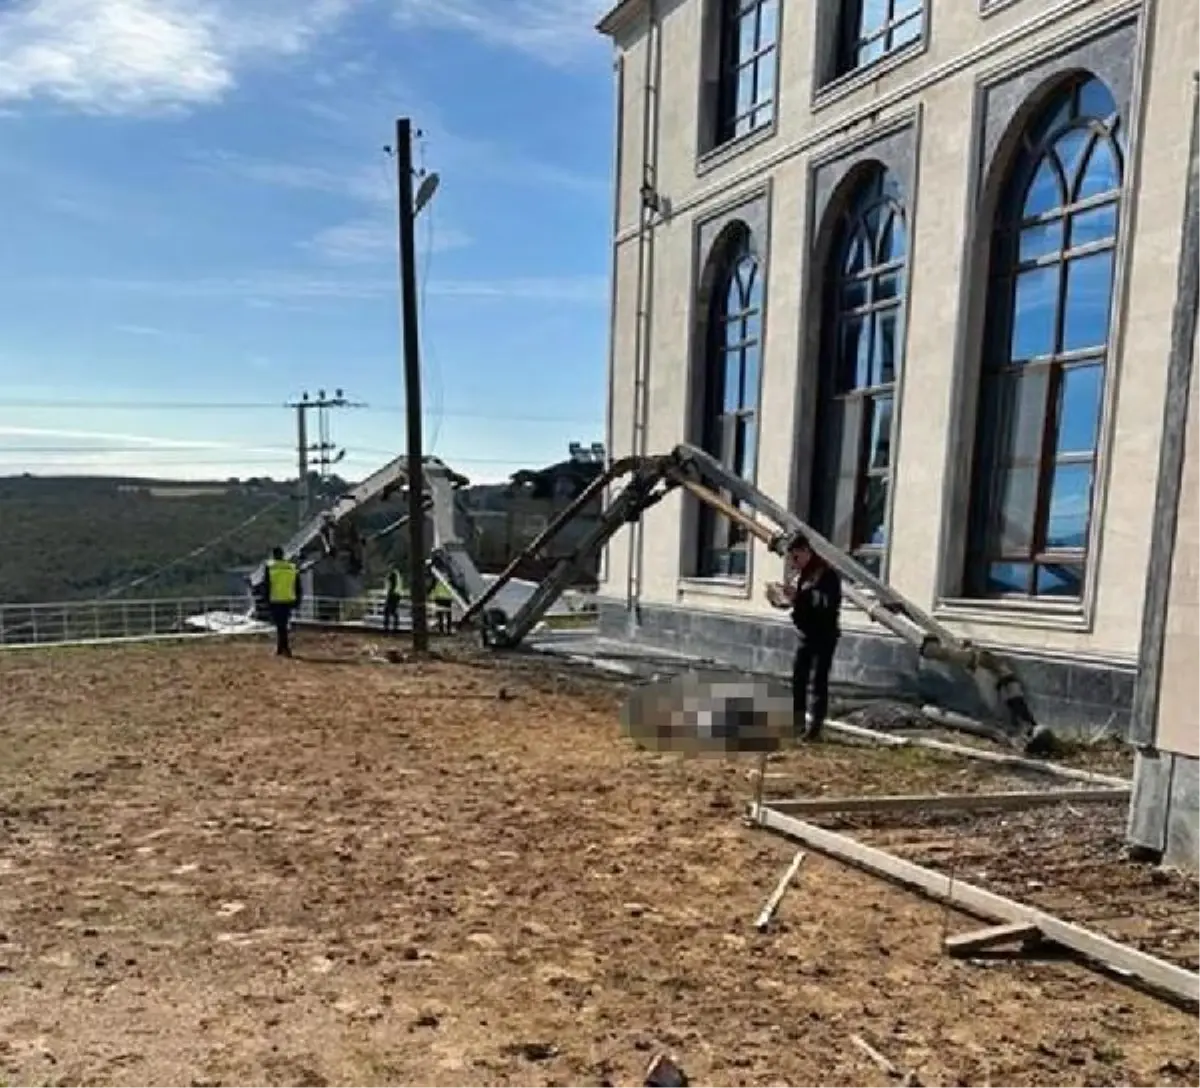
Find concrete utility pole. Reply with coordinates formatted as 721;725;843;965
394;117;429;655
286;390;365;524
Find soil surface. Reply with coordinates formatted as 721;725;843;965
0;632;1195;1088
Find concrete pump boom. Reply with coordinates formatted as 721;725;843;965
457;443;1042;747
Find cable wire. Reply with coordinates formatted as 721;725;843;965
97;492;296;600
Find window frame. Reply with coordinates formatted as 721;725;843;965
810;167;909;580
702;0;780;159
834;0;925;83
964;75;1125;604
695;237;764;580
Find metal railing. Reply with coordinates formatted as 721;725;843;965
0;595;254;648
0;584;600;650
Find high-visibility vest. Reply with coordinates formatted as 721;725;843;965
266;559;299;605
429;579;453;603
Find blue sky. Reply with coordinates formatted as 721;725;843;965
0;0;614;483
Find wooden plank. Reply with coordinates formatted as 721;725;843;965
753;803;1200;1004
825;718;1132;790
766;787;1130;817
944;921;1042;956
755;849;805;931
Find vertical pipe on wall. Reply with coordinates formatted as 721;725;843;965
601;50;626;591
625;0;661;618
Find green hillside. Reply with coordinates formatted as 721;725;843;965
0;475;305;604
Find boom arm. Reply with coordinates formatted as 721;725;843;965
464;443;1038;741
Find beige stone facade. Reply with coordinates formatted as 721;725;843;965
597;0;1197;679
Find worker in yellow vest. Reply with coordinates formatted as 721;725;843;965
265;546;302;657
428;573;454;635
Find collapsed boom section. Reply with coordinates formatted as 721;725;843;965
462;443;1042;746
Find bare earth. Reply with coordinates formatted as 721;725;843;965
0;633;1195;1088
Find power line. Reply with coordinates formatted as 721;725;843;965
2;399;600;424
98;493;296;599
0;447;553;466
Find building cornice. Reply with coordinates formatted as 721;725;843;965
596;0;647;38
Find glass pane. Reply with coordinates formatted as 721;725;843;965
758;0;779;46
1077;76;1117;121
893;0;922;18
874;270;901;303
733;418;757;478
1061;251;1114;353
843;229;867;274
1056;364;1103;455
754;50;776;109
871;310;900;386
1031;92;1072;146
861;476;888;547
1036;563;1084;598
742;310;761;346
741;343;759;411
998;369;1048;462
724;315;746;348
735;65;755;116
890;10;923;49
728;547;748;579
1046;462;1093;549
859;0;888;36
735;256;757;303
998;465;1038;554
1077;139;1121;200
841;276;869;310
1053;128;1091;191
1019;219;1063;262
839;316;871;391
879;212;907;262
987;562;1032;595
867;395;893;470
723;354;741;412
1069;204;1118;249
1009;265;1058;362
856;35;886;67
737;9;756;60
1023;157;1063;219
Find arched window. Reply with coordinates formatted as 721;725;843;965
811;166;908;576
715;0;778;145
696;226;763;578
837;0;923;78
966;74;1124;600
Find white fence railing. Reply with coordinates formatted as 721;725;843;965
0;583;600;650
0;596;253;648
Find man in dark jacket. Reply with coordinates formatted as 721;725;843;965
768;535;842;741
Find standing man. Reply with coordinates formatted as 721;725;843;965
767;534;842;741
264;546;301;657
382;567;403;634
428;573;454;635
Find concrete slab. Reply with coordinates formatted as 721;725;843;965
1127;749;1172;855
1165;753;1200;870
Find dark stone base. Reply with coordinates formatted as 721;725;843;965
597;599;1136;739
1127;749;1199;871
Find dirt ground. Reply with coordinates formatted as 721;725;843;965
0;632;1196;1088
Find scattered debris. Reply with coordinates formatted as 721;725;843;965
503;1041;558;1062
850;1034;920;1085
755;849;806;932
644;1052;688;1087
945;921;1042;958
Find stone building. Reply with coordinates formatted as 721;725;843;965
594;0;1197;819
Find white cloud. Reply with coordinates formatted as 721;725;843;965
0;0;353;115
0;424;291;454
113;322;167;337
303;216;473;264
391;0;609;63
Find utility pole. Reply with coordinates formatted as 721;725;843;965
286;389;365;524
394;117;429;655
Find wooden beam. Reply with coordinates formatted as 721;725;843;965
765;787;1130;817
753;803;1199;1005
755;849;805;931
825;718;1131;790
944;921;1042;956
